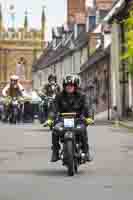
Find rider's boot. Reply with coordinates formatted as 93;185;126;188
82;144;93;162
51;132;60;162
51;149;60;162
82;131;93;162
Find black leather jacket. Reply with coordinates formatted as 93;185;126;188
50;90;90;119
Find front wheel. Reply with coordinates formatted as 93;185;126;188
11;108;18;124
10;113;16;124
74;159;78;173
65;140;75;176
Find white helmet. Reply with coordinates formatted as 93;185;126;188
63;73;81;88
10;75;19;81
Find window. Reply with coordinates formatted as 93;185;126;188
89;16;96;31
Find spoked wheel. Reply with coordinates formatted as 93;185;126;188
13;110;18;124
9;116;13;124
66;140;75;176
13;115;17;124
11;108;18;124
10;114;16;124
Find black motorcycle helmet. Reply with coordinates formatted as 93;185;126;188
63;74;81;88
48;74;57;83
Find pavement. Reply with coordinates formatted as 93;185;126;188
118;120;133;130
94;109;133;130
0;122;133;199
95;118;133;131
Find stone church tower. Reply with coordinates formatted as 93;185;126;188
0;4;46;91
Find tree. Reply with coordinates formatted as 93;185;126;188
123;7;133;76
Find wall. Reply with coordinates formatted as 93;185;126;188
67;0;86;24
80;53;111;118
96;0;113;10
32;42;88;91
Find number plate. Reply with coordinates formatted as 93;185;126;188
64;118;74;128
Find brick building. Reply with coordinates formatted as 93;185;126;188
67;0;86;24
96;0;113;10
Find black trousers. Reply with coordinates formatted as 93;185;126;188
23;102;33;121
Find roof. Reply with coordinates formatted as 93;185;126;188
33;31;89;72
39;46;69;70
74;32;88;50
32;42;53;71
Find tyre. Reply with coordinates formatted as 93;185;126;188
9;115;13;123
65;140;75;176
12;108;18;124
11;114;16;124
13;118;16;124
74;159;78;173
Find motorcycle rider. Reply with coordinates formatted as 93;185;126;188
2;75;25;121
38;90;48;123
2;75;25;97
41;74;60;97
0;96;4;120
41;74;60;123
46;74;94;162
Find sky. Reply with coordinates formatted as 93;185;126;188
0;0;67;41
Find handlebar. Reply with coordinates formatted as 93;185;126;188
60;113;78;117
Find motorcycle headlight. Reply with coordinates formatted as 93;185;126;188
76;125;81;129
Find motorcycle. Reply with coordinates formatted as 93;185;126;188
53;112;87;176
47;83;57;108
9;97;20;124
43;95;56;126
39;96;48;124
47;96;54;109
22;96;33;123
